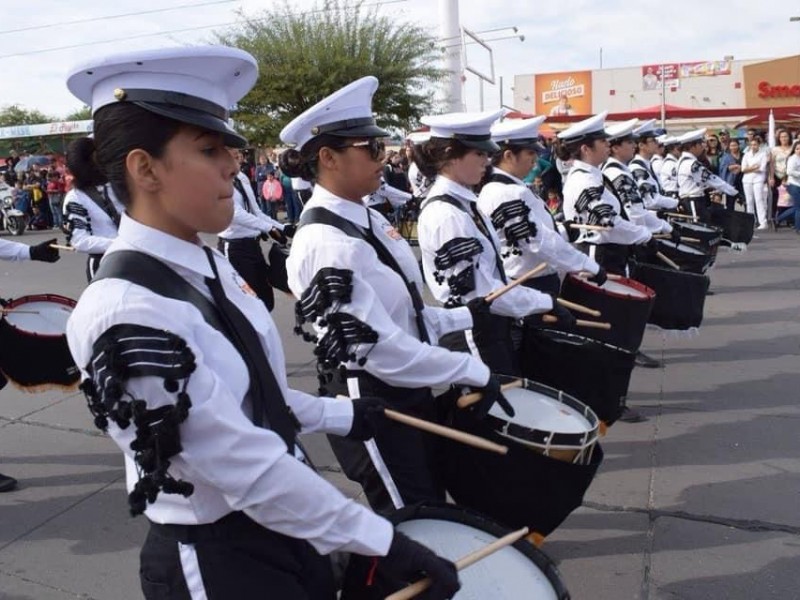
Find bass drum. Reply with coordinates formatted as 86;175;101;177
629;263;709;330
0;294;80;391
341;504;570;599
559;274;655;352
521;328;635;426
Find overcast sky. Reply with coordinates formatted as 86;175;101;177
1;0;799;121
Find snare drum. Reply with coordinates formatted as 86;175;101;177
440;377;603;538
655;239;713;274
629;263;709;330
0;294;79;391
341;504;570;600
560;273;655;352
487;379;599;465
672;221;722;259
521;329;635;426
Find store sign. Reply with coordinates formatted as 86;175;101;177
0;120;93;140
534;70;593;116
758;81;800;98
641;64;680;90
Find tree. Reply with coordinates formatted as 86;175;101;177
216;0;444;147
65;106;92;121
0;105;56;127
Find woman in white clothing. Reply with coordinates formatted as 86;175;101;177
741;135;770;229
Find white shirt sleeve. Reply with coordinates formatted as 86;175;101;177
0;238;30;261
67;296;393;557
64;189;116;254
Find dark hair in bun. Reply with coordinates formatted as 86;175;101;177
279;133;348;182
66;136;107;190
411;138;472;180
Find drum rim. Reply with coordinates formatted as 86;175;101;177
1;294;77;339
531;327;636;356
632;261;711;280
656;239;708;255
567;273;655;301
488;377;600;450
388;503;570;600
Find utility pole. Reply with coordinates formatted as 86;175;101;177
439;0;464;112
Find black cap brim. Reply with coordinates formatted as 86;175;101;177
460;138;501;153
133;101;248;148
500;140;546;153
326;123;391;140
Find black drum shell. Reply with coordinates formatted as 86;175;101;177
520;328;635;425
560;274;655;352
438;406;603;538
341;504;571;600
672;221;722;264
630;263;709;330
655;240;713;274
709;208;755;244
0;294;79;389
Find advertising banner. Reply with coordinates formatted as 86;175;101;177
535;70;592;116
641;64;679;90
679;60;732;78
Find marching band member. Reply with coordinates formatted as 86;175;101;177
658;134;682;198
650;133;666;176
630;120;680;211
407;131;434;198
365;175;413;217
415;110;570;376
602;119;674;236
63;137;124;281
477;115;605;298
65;47;459;599
677;128;738;221
560;112;654;276
217;148;291;312
282;77;507;515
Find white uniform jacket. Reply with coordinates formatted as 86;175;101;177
408;163;433;198
678;152;737;198
365;177;412;209
287;185;489;390
0;238;30;261
603;157;672;234
562;160;652;246
629;154;679;211
476;167;599;279
66;214;392;557
650;154;665;180
217;172;284;240
64;185;124;255
418;175;553;318
659;154;679;194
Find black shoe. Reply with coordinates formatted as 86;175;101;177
0;473;18;493
706;289;715;296
635;351;663;369
619;407;648;423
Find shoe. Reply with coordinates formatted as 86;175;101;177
706;289;715;296
0;473;18;493
619;406;648;423
756;224;769;231
635;351;662;369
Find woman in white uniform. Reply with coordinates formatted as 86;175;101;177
282;77;509;516
64;47;459;600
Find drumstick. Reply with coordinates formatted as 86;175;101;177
663;212;699;221
49;244;76;251
656;251;680;270
484;263;548;303
653;234;702;243
542;315;612;330
568;223;611;231
1;309;40;315
384;409;508;455
556;297;601;317
456;379;524;408
384;526;530;600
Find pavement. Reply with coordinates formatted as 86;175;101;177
1;227;799;600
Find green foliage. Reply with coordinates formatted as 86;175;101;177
217;0;443;147
65;106;92;121
0;104;56;127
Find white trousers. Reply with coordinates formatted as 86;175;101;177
743;180;769;226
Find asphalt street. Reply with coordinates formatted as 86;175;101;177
1;227;799;599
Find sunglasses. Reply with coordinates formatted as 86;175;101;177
337;138;386;160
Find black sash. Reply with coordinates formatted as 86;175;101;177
84;185;121;228
233;176;255;213
93;250;298;451
427;194;508;284
299;207;430;344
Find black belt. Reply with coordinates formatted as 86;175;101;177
220;235;261;242
149;512;259;544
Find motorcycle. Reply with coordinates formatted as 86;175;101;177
0;189;27;236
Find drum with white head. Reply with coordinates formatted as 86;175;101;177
655;239;712;274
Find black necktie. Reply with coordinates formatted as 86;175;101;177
470;202;508;284
203;248;297;451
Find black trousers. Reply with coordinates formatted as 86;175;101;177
522;273;561;299
322;370;445;515
578;243;630;276
295;188;313;207
86;254;103;283
679;195;711;223
439;314;517;376
218;236;275;312
140;512;335;600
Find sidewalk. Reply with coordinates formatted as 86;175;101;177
1;229;799;599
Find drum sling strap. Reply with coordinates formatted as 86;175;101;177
92;250;298;452
299;207;430;344
489;172;559;231
84;185;121;229
233;176;257;214
427;194;508;284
